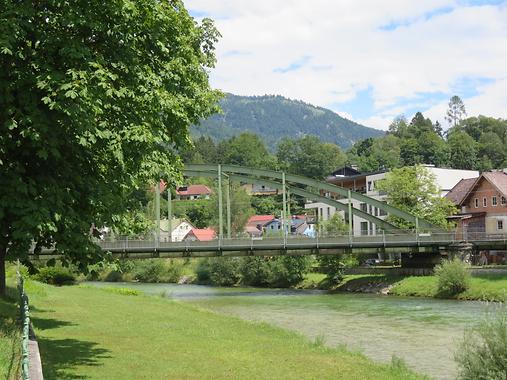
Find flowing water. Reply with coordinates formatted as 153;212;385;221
87;282;496;379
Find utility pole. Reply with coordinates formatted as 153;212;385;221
282;172;287;238
347;189;353;240
226;176;231;239
167;186;172;242
155;181;160;244
218;164;223;240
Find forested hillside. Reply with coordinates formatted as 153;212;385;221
192;94;383;150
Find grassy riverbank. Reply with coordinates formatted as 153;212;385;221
0;291;21;380
335;273;507;301
26;282;425;379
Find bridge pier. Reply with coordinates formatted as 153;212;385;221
446;242;475;263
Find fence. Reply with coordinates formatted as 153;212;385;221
17;272;30;380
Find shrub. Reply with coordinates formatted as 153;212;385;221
209;258;241;286
131;259;183;283
195;259;211;284
268;256;311;287
34;266;76;286
317;255;344;285
102;270;124;282
240;256;311;288
197;258;241;286
435;258;471;297
240;257;272;286
100;287;141;296
455;307;507;379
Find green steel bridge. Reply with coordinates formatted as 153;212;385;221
29;164;507;261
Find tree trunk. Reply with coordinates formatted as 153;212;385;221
0;249;5;297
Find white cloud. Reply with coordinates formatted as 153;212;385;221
186;0;507;130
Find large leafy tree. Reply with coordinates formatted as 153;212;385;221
376;165;457;229
277;136;346;179
0;1;220;294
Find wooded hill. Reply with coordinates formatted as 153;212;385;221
192;94;383;150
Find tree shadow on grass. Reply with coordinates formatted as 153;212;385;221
32;315;76;331
31;316;111;380
37;336;111;380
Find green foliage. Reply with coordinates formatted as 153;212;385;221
132;260;183;283
240;257;274;286
0;0;221;293
218;133;277;169
317;255;344;284
455;307;507;380
99;287;141;296
376;165;457;229
435;259;471;297
321;214;349;236
277;135;346;179
240;256;311;288
193;94;383;151
207;258;242;286
34;266;76;286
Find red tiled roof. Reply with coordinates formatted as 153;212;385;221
176;185;211;196
247;215;275;224
189;228;215;241
445;178;477;205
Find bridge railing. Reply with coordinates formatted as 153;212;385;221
95;229;465;251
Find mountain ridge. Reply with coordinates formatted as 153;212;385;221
191;94;384;150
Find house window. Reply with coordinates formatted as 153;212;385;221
360;203;367;212
367;181;372;191
369;205;373;215
474;198;479;208
502;196;507;206
360;222;368;235
374;207;379;216
483;197;487;207
327;207;331;218
379;208;388;216
492;196;498;206
498;220;503;230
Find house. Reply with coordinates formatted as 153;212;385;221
446;170;507;237
175;185;212;200
306;165;479;236
244;215;275;237
290;216;309;235
159;218;194;242
184;228;216;242
242;183;279;196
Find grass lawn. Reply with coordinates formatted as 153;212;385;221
0;289;21;380
27;282;426;380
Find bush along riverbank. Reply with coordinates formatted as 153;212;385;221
26;256;507;302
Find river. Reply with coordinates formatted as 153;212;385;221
87;282;495;379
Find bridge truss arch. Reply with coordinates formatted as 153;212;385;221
177;164;439;238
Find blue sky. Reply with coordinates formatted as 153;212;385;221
186;0;507;130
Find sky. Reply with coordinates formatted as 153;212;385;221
185;0;507;131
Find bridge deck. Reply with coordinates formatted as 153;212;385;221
30;232;507;259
